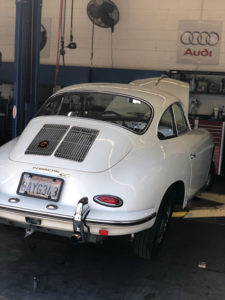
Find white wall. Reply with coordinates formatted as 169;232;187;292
0;0;15;62
1;0;225;71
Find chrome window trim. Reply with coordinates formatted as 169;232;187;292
37;90;154;136
157;105;177;140
172;102;190;136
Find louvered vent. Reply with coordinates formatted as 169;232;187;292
25;124;69;156
55;126;99;162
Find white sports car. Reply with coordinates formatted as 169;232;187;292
0;77;214;259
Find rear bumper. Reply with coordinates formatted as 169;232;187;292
0;204;156;237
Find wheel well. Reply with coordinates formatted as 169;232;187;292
167;181;185;205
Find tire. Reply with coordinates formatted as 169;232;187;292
205;162;215;191
133;189;175;260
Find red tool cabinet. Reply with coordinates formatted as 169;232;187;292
189;119;225;175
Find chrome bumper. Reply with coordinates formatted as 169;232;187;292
86;214;156;227
0;200;156;239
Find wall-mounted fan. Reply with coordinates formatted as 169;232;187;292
40;24;47;51
87;0;119;32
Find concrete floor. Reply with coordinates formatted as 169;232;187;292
0;217;225;299
0;176;225;300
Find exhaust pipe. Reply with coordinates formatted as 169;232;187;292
71;233;82;244
24;226;35;238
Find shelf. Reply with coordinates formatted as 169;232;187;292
170;70;225;76
190;92;225;95
169;70;225;98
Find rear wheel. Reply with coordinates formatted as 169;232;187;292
133;189;175;260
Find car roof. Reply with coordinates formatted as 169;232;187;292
54;82;178;110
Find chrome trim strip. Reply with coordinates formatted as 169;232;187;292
41;90;154;136
0;205;73;222
85;212;156;227
0;205;156;227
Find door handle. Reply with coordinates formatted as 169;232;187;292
190;153;196;159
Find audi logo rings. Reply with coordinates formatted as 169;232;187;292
180;31;220;46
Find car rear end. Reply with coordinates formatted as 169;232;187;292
0;87;157;241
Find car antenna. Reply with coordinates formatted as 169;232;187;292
155;75;168;86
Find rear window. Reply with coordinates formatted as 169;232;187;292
37;92;152;134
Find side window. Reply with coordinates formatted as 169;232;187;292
158;107;176;140
173;103;188;135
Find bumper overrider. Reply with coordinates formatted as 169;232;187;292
0;198;157;241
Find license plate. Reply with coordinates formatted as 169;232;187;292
17;173;64;201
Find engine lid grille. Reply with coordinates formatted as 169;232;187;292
25;124;69;156
55;126;99;162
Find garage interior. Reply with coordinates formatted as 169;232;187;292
1;0;225;299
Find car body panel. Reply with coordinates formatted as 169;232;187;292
9;116;133;173
182;128;214;197
131;77;189;115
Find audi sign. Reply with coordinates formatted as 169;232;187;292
177;20;222;65
180;31;219;46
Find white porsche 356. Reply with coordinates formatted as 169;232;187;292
0;77;214;259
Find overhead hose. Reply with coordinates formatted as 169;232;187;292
70;0;74;42
54;0;63;92
60;0;66;65
67;0;77;49
88;19;95;82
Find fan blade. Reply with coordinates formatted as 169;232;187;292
89;3;101;19
100;2;114;14
101;14;114;28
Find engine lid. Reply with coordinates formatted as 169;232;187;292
9;116;133;173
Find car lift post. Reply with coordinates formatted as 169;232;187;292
13;0;42;138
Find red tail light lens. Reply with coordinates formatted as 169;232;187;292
99;229;108;236
93;195;123;207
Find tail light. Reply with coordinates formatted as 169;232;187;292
99;229;108;236
93;195;123;207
